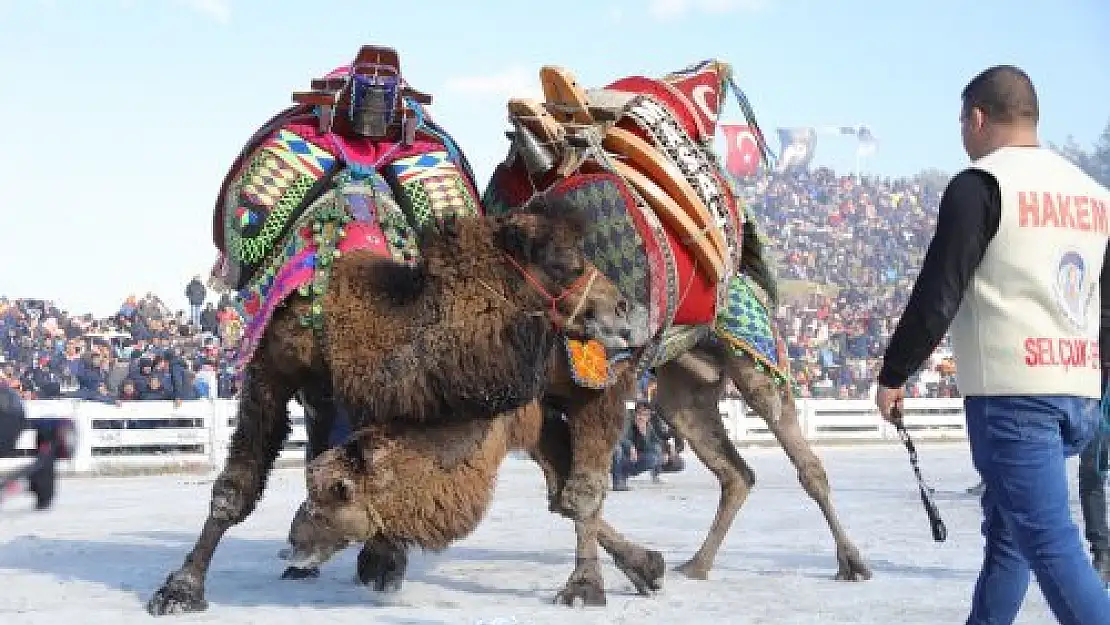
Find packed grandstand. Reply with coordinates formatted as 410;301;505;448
0;167;959;403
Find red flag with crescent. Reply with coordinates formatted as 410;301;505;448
661;60;728;141
720;124;762;178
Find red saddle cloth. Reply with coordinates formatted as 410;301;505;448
602;60;742;326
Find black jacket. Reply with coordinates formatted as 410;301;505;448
185;279;206;306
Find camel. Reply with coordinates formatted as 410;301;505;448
279;398;668;605
338;60;872;605
145;199;638;616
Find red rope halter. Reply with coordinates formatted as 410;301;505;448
501;253;599;332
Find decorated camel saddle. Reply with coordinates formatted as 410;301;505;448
209;45;483;367
484;60;791;388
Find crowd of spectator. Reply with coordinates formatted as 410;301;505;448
0;280;244;403
0;166;958;403
742;167;957;400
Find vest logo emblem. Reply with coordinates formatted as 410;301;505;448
1053;250;1096;332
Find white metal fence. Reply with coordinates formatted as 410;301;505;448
0;397;968;475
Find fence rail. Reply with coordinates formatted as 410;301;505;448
0;397;967;475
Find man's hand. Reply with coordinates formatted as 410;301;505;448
875;384;906;424
629;447;638;463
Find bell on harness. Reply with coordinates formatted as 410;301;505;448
349;73;398;139
291;45;433;141
508;121;556;176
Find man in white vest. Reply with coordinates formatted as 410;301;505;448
874;65;1110;624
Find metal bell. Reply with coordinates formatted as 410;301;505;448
349;77;394;138
512;122;556;176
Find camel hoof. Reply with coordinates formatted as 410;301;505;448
146;573;208;616
281;566;320;580
558;472;607;520
554;578;607;607
834;549;873;581
357;542;408;592
612;549;665;595
674;559;709;580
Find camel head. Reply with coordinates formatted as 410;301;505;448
289;419;506;560
278;499;351;571
281;439;385;569
487;195;645;352
486;95;664;350
296;438;388;546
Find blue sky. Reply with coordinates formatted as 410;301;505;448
1;0;1107;316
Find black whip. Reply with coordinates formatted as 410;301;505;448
891;405;947;542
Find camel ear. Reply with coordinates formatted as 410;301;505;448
522;193;587;239
493;214;542;263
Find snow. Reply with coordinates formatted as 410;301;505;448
0;442;1071;624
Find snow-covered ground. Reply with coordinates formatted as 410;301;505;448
0;443;1071;624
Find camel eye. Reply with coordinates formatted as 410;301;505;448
543;245;580;281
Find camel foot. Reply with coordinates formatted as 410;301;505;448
558;472;608;520
612;548;665;595
674;558;709;581
554;574;607;607
834;545;872;581
146;571;208;616
357;541;408;592
281;566;320;580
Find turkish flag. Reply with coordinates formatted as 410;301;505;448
720;124;762;178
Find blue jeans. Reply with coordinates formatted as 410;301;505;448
964;395;1110;625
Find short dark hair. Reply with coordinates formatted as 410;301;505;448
961;65;1039;125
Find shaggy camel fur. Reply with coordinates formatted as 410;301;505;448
333;122;874;605
282;397;668;605
338;233;873;607
145;203;638;616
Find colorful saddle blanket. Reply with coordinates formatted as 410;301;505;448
486;60;747;330
210;96;482;368
485;59;791;387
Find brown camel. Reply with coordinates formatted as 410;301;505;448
281;395;668;605
341;62;873;605
145;201;638;616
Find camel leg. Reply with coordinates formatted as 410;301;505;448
653;348;757;580
529;409;665;596
281;386;338;581
555;368;636;521
725;351;872;581
147;360;295;615
356;535;409;592
596;518;666;596
301;386;338;463
554;512;607;606
530;405;575;513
